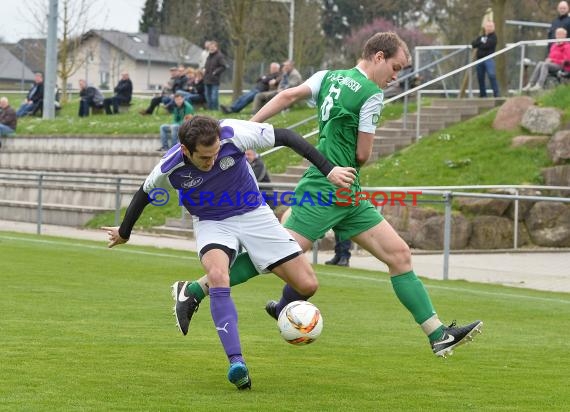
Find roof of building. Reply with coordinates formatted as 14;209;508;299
0;45;36;81
83;30;204;67
7;38;47;74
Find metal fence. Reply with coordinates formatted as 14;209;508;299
1;169;568;280
0;170;141;234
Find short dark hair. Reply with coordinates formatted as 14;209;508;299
362;32;410;63
178;115;220;154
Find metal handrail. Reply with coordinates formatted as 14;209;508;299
2;168;568;280
0;171;143;233
261;37;569;153
259;43;474;157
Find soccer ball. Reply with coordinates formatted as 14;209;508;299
277;301;323;345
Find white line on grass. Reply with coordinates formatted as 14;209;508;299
0;234;198;261
317;270;570;305
2;234;568;305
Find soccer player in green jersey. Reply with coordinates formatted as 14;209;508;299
175;32;482;357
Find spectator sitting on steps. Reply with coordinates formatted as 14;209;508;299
78;79;104;117
0;97;17;140
104;71;133;114
251;60;303;114
158;92;194;152
221;62;281;114
523;27;570;91
16;72;44;117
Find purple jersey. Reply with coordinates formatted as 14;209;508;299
143;119;276;221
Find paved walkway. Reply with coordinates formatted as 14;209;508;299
2;220;569;294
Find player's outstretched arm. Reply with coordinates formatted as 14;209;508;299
102;185;150;248
273;128;355;188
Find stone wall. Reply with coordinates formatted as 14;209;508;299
379;96;570;251
380;196;570;250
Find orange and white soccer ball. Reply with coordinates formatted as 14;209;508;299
277;301;323;345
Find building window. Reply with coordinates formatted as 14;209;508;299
100;71;110;89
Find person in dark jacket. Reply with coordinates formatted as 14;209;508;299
78;79;104;117
221;62;281;114
16;72;44;117
220;62;281;114
203;40;228;110
104;71;133;114
547;2;570;54
471;21;500;98
0;97;17;136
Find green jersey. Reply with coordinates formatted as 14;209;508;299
284;68;385;241
302;68;384;192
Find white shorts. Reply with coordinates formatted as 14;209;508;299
193;205;302;273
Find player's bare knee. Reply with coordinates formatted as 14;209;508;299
387;243;412;273
298;269;319;296
206;267;230;287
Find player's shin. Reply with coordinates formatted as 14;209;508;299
210;287;244;364
274;284;312;316
390;271;445;341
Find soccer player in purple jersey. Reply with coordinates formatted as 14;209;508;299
102;115;355;390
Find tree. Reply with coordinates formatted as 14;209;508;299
25;0;100;102
344;18;435;66
139;0;162;33
292;0;326;71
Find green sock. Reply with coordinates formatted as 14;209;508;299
391;271;444;341
187;280;206;301
185;252;260;303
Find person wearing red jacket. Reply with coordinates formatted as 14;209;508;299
524;27;570;91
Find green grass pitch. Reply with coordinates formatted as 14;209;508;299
1;232;569;411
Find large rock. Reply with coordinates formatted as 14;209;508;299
504;188;541;221
547;130;570;164
521;106;561;134
541;165;570;192
511;135;550;148
382;205;440;246
412;214;471;250
456;197;511;216
469;215;515;249
493;96;535;130
525;201;570;247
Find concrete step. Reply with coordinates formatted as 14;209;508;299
420;105;480;118
0;181;136;208
0;151;161;174
373;136;414;148
0;199;113;226
376;127;424;139
164;216;194;229
401;112;464;123
383;119;448;133
0;135;161;152
430;97;504;108
373;143;397;156
145;225;194;238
